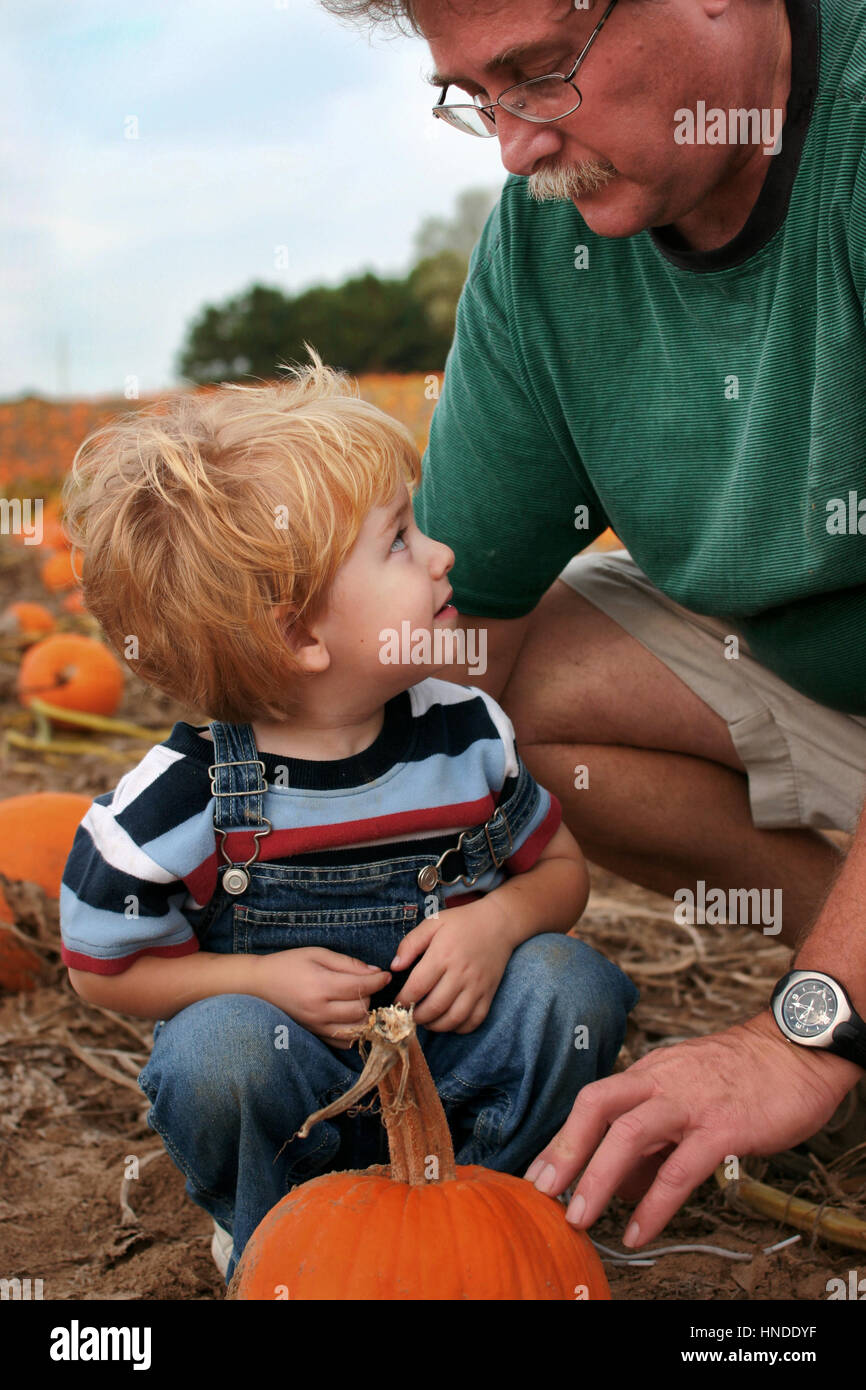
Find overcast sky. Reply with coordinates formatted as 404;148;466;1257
1;0;506;400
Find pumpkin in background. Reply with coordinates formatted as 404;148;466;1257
17;633;124;728
40;548;80;593
0;601;56;643
0;929;47;993
0;791;91;991
61;590;87;616
591;528;625;552
228;1004;610;1301
38;509;72;552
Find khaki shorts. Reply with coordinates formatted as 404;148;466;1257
559;550;866;833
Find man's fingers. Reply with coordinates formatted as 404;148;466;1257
613;1146;675;1203
524;1071;660;1194
615;1136;724;1248
564;1098;685;1227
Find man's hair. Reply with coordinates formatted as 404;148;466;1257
320;0;651;38
61;350;421;724
319;0;424;35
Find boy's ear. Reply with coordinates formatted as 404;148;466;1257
276;603;330;674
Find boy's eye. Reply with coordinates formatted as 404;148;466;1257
390;528;408;553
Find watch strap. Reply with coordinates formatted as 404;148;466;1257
830;1015;866;1069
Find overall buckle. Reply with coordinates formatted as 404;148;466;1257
417;831;478;893
416;803;513;894
208;758;271;895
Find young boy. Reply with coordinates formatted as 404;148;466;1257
59;353;638;1285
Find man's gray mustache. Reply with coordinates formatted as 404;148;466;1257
528;161;617;200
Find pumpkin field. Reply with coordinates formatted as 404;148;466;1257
0;379;863;1302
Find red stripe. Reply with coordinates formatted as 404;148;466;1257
190;796;497;887
61;937;200;976
506;795;562;874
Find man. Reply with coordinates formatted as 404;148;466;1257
320;0;866;1252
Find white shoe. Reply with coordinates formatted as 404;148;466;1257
211;1219;233;1278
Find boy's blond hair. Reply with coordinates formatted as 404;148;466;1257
62;350;421;724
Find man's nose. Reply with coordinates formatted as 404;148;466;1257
495;109;563;178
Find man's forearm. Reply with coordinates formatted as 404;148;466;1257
740;795;866;1094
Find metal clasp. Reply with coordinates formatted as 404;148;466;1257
417;830;479;892
215;821;272;895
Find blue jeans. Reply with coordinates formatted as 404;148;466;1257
136;719;639;1284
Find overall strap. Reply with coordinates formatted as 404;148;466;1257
207;721;271;894
416;759;540;892
460;759;538;878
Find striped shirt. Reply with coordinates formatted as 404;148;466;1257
60;679;561;975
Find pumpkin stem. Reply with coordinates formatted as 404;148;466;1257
294;1004;457;1185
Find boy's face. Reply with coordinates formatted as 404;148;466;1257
311;485;459;695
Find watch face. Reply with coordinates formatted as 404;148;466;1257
782;978;838;1037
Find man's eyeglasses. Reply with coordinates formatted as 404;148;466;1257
432;0;619;137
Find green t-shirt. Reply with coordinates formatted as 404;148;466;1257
415;0;866;716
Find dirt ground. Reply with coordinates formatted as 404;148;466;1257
0;538;863;1302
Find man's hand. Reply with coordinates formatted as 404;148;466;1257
391;900;513;1033
524;1009;862;1248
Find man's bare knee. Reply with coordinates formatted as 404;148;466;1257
500;578;744;771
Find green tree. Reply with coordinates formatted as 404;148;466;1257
412;187;500;262
175;186;501;384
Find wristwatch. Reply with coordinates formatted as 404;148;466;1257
771;969;866;1069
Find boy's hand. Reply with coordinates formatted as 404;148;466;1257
257;946;391;1049
391;901;512;1034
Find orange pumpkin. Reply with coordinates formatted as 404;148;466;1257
0;930;46;993
39;511;72;551
591;528;625;552
228;1005;611;1301
0;601;56;642
61;589;87;615
0;791;92;991
17;633;125;728
40;548;80;592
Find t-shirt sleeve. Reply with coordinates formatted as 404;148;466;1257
414;180;608;619
59;772;207;976
472;687;562;874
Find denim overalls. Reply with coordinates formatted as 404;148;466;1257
138;718;639;1283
